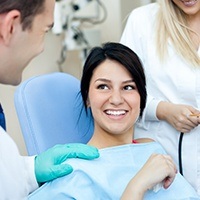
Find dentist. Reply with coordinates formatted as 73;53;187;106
0;0;99;199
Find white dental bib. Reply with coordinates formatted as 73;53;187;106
28;142;199;200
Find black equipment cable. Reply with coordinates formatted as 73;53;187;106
178;132;184;176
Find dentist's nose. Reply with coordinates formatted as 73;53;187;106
109;90;124;105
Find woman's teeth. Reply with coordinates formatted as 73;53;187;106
106;110;126;116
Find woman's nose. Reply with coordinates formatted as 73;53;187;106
109;90;124;105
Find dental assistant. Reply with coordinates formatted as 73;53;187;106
120;0;200;194
0;0;99;199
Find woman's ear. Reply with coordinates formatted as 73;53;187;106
0;10;21;45
86;99;90;107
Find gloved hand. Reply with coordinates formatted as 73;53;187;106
35;143;99;183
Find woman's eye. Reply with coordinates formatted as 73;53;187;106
97;84;108;90
124;85;135;90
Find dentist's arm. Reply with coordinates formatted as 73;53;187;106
35;143;99;184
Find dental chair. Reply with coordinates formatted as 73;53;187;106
14;72;94;156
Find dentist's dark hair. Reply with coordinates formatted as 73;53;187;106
80;42;147;117
0;0;46;30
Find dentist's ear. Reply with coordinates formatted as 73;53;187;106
0;10;21;45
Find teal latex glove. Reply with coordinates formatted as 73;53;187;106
35;143;99;183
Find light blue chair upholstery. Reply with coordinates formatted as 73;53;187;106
14;72;93;156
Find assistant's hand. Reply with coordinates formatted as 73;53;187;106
35;143;99;183
157;101;200;133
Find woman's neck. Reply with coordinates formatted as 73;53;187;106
88;131;133;149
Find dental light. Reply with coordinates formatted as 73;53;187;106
52;0;107;70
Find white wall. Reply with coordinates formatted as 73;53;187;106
0;0;153;155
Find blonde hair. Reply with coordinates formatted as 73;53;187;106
156;0;200;66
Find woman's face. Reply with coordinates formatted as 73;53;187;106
88;59;140;141
171;0;200;17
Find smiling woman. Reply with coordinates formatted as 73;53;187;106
28;42;199;200
82;43;144;149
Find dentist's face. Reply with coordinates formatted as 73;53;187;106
5;0;55;85
172;0;200;17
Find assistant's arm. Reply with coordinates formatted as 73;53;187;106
120;7;200;132
120;8;161;126
156;101;200;133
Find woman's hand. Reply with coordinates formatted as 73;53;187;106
157;101;200;133
121;153;177;200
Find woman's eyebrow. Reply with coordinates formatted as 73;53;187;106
123;79;135;84
94;78;134;83
95;78;110;83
